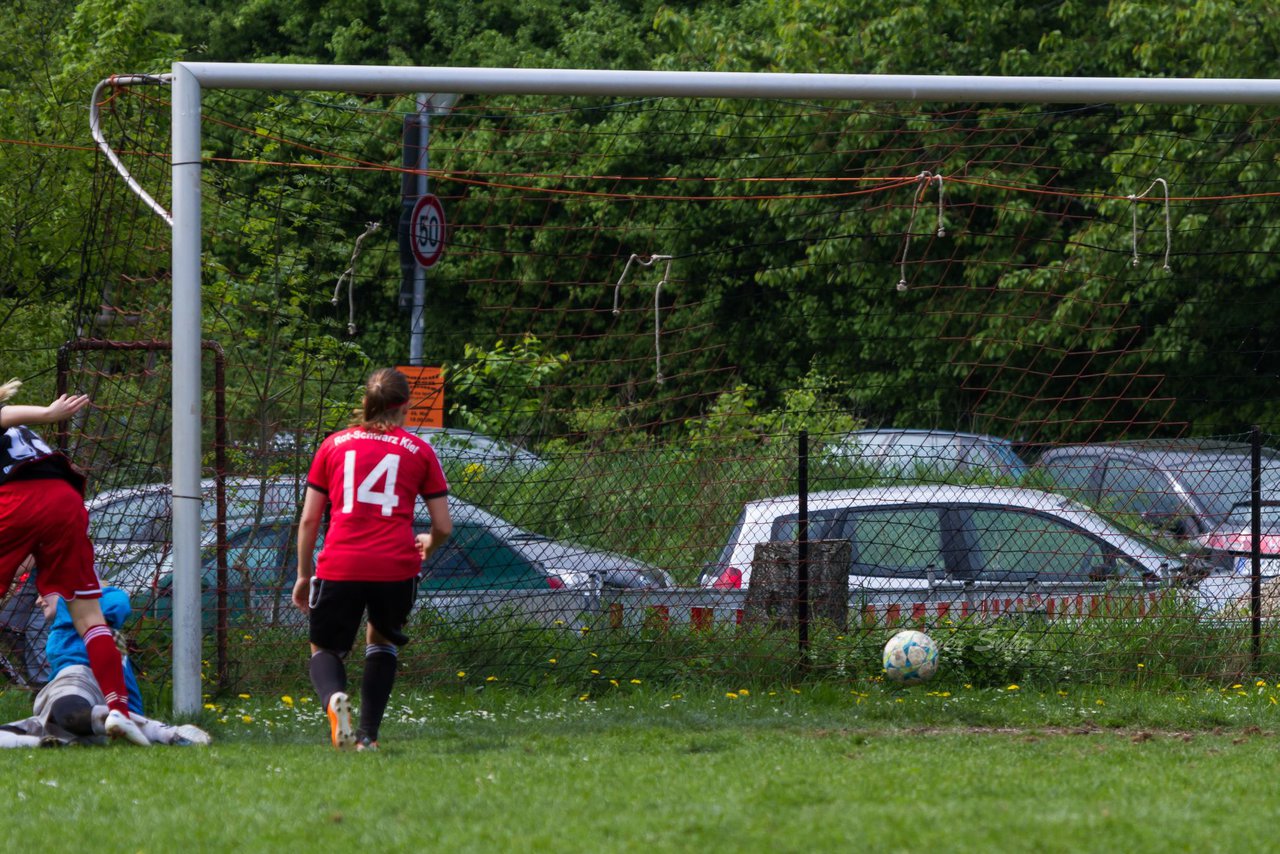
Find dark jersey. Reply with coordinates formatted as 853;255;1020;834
0;419;86;495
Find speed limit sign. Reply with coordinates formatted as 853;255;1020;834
409;193;446;268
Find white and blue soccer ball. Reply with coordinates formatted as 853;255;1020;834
882;629;939;685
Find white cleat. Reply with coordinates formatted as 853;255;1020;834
105;709;151;746
327;692;355;751
172;724;212;746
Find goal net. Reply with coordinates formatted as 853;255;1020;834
18;67;1280;707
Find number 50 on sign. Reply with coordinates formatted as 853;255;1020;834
410;194;446;268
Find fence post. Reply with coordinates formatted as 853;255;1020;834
797;430;810;671
1252;425;1262;668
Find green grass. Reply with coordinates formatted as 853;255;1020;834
4;682;1280;851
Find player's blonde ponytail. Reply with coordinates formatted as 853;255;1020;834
0;378;20;404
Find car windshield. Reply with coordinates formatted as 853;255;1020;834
1179;459;1280;518
1222;501;1280;529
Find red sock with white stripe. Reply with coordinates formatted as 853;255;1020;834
82;624;130;714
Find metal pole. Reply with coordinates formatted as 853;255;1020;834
181;63;1280;106
1252;426;1262;667
797;430;810;670
408;97;429;365
170;63;204;715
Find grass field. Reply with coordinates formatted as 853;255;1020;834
2;679;1279;852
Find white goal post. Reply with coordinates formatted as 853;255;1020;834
164;62;1280;714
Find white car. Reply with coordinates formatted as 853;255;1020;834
699;485;1206;604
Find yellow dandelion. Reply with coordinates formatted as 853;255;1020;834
456;671;466;678
203;703;217;711
242;635;253;641
610;679;619;687
1006;684;1020;691
630;679;641;684
238;693;251;700
1258;680;1268;687
281;696;294;706
578;694;590;702
726;692;739;699
671;693;683;700
548;658;557;664
1137;663;1145;669
486;676;498;682
590;669;600;675
738;689;750;696
1096;699;1105;706
241;715;253;723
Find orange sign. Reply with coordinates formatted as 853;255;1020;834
398;365;444;428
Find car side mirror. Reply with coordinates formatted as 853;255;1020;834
1087;566;1115;582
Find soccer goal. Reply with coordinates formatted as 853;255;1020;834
82;64;1280;713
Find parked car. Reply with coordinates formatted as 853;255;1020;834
0;573;48;688
88;476;305;583
1195;498;1280;574
132;497;672;627
825;428;1028;482
1034;441;1280;539
695;484;1227;607
406;427;545;473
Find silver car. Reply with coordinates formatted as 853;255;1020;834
826;429;1027;482
1034;441;1280;539
89;476;306;589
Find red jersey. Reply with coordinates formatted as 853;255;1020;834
306;426;448;582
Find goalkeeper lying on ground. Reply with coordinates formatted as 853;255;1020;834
0;585;209;747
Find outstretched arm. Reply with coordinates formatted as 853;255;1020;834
0;394;90;428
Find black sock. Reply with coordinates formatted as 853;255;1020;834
310;649;347;710
359;644;398;741
49;696;95;737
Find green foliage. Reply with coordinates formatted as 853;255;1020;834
444;335;569;443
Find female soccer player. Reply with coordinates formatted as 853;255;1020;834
0;378;149;745
293;368;452;751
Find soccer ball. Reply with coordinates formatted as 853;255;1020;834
882;629;939;685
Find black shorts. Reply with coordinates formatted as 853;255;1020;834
308;577;418;652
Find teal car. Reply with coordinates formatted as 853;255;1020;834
133;499;669;627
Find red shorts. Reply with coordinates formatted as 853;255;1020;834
0;478;101;601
